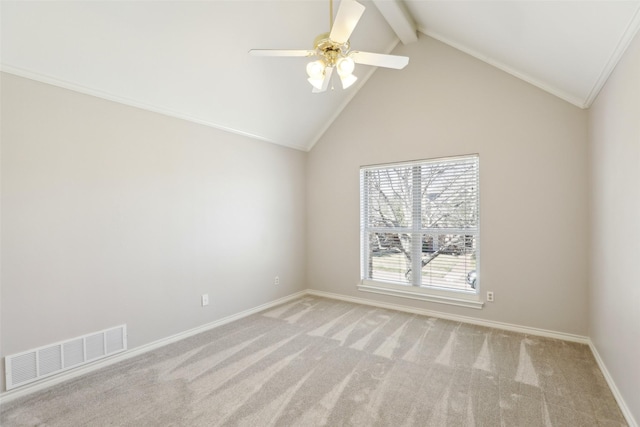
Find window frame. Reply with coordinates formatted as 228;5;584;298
359;154;483;309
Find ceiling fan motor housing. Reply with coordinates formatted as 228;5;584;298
313;32;350;66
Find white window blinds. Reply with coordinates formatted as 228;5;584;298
361;155;479;292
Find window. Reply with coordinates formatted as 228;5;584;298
359;155;481;308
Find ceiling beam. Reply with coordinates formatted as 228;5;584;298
372;0;418;45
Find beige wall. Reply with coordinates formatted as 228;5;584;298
0;73;307;391
8;31;638;416
588;29;640;423
307;35;589;335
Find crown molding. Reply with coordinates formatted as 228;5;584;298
584;3;640;107
0;65;309;152
417;29;588;109
418;1;640;111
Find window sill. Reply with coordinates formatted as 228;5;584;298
357;280;484;310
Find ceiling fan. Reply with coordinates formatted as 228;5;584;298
249;0;409;93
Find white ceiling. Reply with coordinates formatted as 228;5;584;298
2;1;640;151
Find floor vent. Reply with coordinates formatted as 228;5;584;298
4;324;127;390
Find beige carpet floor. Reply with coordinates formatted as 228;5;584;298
0;296;628;426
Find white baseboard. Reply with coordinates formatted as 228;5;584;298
5;286;634;427
0;290;307;405
306;289;589;344
588;341;638;427
309;289;640;424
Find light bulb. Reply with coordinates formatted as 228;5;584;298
306;60;326;78
336;56;355;76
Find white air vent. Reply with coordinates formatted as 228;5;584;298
5;325;127;390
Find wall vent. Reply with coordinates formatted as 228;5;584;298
4;324;127;390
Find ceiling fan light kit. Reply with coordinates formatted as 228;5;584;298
249;0;409;93
306;33;359;90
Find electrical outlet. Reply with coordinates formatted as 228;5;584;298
274;276;280;285
201;294;209;306
486;291;494;302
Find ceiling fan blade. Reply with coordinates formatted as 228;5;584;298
350;51;409;69
312;67;334;93
249;49;315;57
329;0;366;44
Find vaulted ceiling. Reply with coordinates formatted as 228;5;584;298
2;1;639;151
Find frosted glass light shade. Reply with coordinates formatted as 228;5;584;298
308;76;325;90
339;73;357;89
